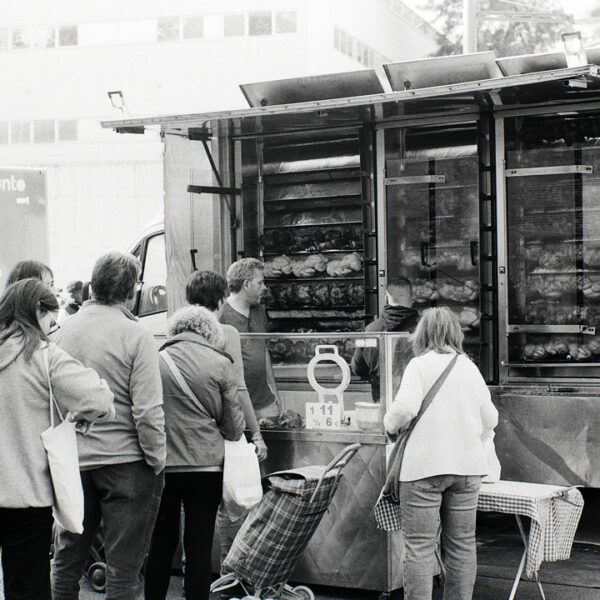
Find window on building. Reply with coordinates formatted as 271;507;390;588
224;14;244;36
58;120;78;141
34;120;55;143
0;123;8;144
58;25;77;46
248;12;272;36
275;11;296;34
11;121;31;143
333;26;340;50
157;17;179;41
12;27;55;49
182;16;203;39
0;28;9;51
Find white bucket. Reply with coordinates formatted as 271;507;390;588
355;402;382;431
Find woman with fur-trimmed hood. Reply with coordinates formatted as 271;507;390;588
145;305;244;600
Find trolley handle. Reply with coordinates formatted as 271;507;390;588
308;443;361;503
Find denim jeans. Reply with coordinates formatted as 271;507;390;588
52;461;164;600
144;471;222;600
0;507;53;600
400;474;482;600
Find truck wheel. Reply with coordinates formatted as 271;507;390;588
87;561;107;593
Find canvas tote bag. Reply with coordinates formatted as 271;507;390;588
160;349;263;513
374;354;458;531
40;347;85;534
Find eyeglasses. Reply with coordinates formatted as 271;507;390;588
47;323;61;336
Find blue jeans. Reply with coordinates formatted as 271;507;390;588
52;461;164;600
400;474;482;600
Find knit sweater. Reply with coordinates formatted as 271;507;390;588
54;301;166;474
384;350;498;482
0;335;115;507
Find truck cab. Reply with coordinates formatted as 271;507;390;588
128;210;167;340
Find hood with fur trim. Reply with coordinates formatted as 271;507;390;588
167;305;225;351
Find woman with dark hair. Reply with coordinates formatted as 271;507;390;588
185;270;267;568
384;307;498;600
145;305;244;600
6;260;54;291
0;278;115;600
52;252;166;600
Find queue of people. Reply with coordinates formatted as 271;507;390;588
0;254;497;600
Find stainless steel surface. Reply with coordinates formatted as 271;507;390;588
507;324;596;334
100;66;599;130
240;70;384;107
505;165;593;177
497;48;600;76
383;52;502;91
495;117;509;383
260;432;404;592
375;123;387;316
384;175;445;185
492;389;600;487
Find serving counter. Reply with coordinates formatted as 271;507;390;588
234;332;412;593
260;430;402;593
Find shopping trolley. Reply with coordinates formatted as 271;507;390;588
211;443;361;600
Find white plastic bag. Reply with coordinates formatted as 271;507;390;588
41;419;84;534
222;436;262;511
40;347;84;534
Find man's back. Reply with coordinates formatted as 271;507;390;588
54;301;165;472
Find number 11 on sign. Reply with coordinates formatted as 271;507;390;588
305;402;341;430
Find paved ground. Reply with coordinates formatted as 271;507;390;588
2;490;599;599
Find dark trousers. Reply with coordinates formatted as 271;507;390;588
144;471;223;600
0;506;53;600
52;461;164;600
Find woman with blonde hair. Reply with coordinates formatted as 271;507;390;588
384;307;498;600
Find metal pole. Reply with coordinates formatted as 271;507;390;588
463;0;477;53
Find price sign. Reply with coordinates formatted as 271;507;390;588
305;402;341;430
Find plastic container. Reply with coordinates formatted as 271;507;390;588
354;402;382;431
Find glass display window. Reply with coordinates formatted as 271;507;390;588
504;114;600;378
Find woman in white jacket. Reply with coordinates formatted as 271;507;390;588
384;307;498;600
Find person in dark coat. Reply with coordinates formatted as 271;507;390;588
351;277;419;402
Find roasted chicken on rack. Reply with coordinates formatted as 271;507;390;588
325;252;362;277
264;255;293;278
291;254;328;278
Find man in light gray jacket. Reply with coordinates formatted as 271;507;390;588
52;252;166;600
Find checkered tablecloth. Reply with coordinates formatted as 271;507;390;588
478;480;584;578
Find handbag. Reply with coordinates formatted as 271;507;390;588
160;349;263;512
374;354;458;532
39;347;85;534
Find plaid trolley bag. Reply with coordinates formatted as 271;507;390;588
211;443;360;600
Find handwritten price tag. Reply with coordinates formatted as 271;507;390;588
305;402;341;430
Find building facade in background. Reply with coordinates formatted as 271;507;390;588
0;0;439;286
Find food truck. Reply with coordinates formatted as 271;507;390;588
104;49;600;593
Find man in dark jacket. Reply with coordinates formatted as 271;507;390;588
351;277;418;402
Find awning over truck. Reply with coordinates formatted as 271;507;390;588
101;49;600;136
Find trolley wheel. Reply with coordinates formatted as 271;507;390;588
292;585;315;600
87;561;107;593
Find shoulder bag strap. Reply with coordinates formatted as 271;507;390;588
385;353;459;499
159;349;215;422
42;345;64;427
